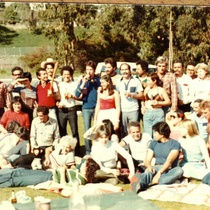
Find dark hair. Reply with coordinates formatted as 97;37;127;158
37;106;49;115
95;124;111;139
20;72;32;82
152;121;171;138
15;127;29;140
148;72;163;87
186;62;195;67
120;63;131;71
100;75;114;96
7;121;21;133
85;60;96;70
136;60;149;72
194;99;203;104
85;158;100;183
173;109;185;120
60;66;74;76
102;119;115;135
11;66;23;75
36;68;46;78
173;60;184;68
10;96;24;111
104;57;117;69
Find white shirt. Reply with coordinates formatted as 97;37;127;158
0;133;28;158
122;133;152;161
176;74;193;104
91;140;134;174
58;81;77;108
116;76;143;112
192;78;210;102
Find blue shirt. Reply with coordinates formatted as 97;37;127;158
75;76;100;109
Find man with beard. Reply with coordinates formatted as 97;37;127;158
103;57;121;88
155;56;178;114
116;63;143;138
173;60;193;113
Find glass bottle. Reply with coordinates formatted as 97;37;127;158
11;190;17;204
69;181;86;210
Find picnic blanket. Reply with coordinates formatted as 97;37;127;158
28;181;123;197
138;181;210;206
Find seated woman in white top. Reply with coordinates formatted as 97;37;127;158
178;119;210;180
91;124;135;185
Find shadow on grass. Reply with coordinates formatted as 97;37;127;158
0;25;18;45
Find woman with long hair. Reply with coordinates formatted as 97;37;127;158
94;75;120;132
0;96;30;134
178;119;210;180
141;72;171;137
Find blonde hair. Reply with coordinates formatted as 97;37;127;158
179;119;199;137
195;63;209;73
59;135;77;150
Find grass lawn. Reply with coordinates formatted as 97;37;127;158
0;114;209;210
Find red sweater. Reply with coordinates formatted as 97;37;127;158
0;110;30;129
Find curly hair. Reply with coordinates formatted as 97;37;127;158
85;158;100;183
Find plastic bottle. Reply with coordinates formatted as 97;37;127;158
69;181;86;210
11;190;17;204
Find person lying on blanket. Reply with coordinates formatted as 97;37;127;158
0;156;52;188
130;121;184;193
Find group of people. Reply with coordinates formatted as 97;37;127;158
1;56;210;194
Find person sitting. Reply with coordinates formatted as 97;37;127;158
30;106;60;152
119;121;152;172
178;119;210;180
165;109;185;140
0;126;29;162
91;124;135;185
131;121;183;193
0;96;30;134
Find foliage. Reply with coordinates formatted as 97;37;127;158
1;4;20;24
19;47;53;73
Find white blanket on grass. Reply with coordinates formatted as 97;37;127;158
138;182;210;206
28;181;123;197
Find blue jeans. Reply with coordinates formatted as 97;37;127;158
0;168;52;187
121;110;139;138
138;165;183;191
143;109;164;137
82;108;95;155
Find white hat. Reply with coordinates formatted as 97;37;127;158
41;58;56;69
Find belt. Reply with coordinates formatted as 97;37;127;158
48;106;56;109
61;107;76;112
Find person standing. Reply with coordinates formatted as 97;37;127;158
57;66;80;156
75;60;100;155
94;75;120;132
36;68;60;121
116;63;143;138
7;66;24;98
173;60;193;113
0;80;10;118
186;62;197;79
103;57;121;88
155;56;178;113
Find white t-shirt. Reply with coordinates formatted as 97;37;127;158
122;133;152;161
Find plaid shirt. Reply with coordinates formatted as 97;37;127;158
0;82;11;109
161;72;178;111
